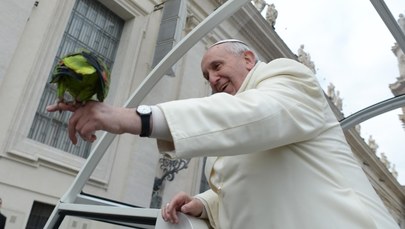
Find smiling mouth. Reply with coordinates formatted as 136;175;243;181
219;82;229;92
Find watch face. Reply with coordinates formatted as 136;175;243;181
137;105;152;114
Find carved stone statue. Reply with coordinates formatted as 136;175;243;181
355;124;361;135
393;14;405;78
380;152;387;164
253;0;266;12
327;83;336;101
392;43;405;78
326;83;343;112
297;45;316;74
265;3;278;28
334;90;343;111
391;164;398;179
379;152;391;170
368;135;378;153
398;50;405;78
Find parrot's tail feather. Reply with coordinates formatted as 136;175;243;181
50;66;83;83
81;51;110;102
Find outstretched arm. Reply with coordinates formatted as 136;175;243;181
47;101;142;144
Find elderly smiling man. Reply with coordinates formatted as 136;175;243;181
48;39;399;229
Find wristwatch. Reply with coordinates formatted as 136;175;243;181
136;105;152;137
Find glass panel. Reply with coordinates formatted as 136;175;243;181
41;1;404;226
267;0;404;185
359;111;405;183
73;0;405;207
28;0;124;158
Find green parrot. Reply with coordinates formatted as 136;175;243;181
50;51;110;104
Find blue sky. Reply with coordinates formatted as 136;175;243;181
262;0;405;184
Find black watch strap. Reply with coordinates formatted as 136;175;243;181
136;105;152;137
139;115;150;137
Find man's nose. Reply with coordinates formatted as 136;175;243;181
208;73;220;84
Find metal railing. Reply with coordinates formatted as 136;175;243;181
156;213;210;229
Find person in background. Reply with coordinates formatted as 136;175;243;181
0;198;6;229
47;39;399;229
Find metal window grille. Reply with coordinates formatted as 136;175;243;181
28;0;124;158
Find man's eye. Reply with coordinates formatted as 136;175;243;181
214;64;221;70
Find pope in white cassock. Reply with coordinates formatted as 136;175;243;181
48;39;400;229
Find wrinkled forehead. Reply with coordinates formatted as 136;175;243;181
201;39;247;70
201;45;226;68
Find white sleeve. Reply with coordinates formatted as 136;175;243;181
150;106;173;141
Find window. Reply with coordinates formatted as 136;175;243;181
28;0;124;158
25;201;54;229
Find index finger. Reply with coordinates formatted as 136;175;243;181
166;202;179;224
46;102;79;112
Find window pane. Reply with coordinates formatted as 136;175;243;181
28;0;124;158
26;201;54;229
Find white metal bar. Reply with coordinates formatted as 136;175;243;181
44;0;251;228
75;193;139;207
155;212;209;229
369;0;405;54
58;203;158;218
340;94;405;130
58;203;158;229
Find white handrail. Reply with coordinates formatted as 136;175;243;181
155;212;210;229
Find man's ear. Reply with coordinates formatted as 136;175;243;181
243;50;256;70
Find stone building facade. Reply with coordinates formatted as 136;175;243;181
0;0;403;228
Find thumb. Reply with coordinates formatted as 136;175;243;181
180;199;203;217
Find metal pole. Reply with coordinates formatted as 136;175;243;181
369;0;405;54
340;94;405;130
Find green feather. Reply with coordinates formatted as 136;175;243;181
49;51;111;103
63;54;96;75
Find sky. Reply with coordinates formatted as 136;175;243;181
261;0;405;184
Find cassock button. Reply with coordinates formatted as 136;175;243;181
218;186;224;197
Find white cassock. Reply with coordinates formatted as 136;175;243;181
156;58;399;229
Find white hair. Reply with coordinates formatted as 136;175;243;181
210;39;259;60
